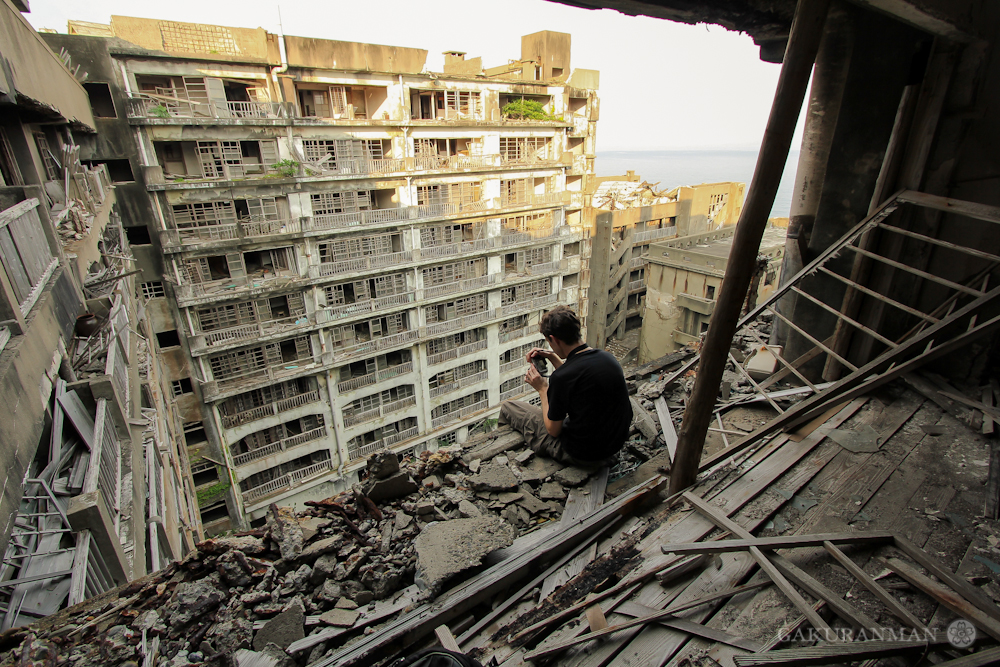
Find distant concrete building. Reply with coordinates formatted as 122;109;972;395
581;178;746;350
640;225;786;362
48;18;599;533
0;0;198;623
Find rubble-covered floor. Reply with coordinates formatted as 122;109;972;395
2;346;999;667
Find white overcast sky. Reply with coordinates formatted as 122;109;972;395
26;0;802;152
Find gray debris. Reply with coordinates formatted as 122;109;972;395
252;599;305;650
413;515;516;592
468;460;519;491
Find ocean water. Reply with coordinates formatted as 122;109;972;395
595;150;800;218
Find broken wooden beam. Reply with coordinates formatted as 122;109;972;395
661;531;893;555
732;633;951;666
625;347;695;380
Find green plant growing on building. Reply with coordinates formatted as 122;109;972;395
197;481;230;507
501;99;559;121
270;159;299;178
149;104;171;119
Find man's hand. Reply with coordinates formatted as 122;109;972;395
525;363;548;392
527;347;562;369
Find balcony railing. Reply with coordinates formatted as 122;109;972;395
311;250;413;278
343;395;417;428
84;400;123;532
526;260;561;275
499;293;559;318
126;94;290;120
629;256;648;269
499;228;557;247
241;459;333;505
232;426;327;467
220;390;321;429
320;292;415;320
499;326;534;344
333;329;421;363
429;369;489;398
633;226;677;243
500;359;525;376
629;279;645;291
214;357;317;393
501;385;532;402
347;425;420;462
431;399;490;429
500;192;568;209
336;362;413;394
423;273;500;300
199;314;312;349
425;308;497;337
420;237;494;259
174;270;300;301
414;154;502;171
427;338;488;366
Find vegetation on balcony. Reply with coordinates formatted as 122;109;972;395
501;99;560;121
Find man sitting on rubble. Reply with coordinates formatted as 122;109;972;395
499;305;632;468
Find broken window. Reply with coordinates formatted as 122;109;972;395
500;178;531;206
426;327;486;355
425;293;487;324
324;272;408;305
301;139;387;171
500;279;551;306
420;222;485;247
311;190;372;216
318;232;399;263
417;182;482;208
499;137;550;163
422;258;485;287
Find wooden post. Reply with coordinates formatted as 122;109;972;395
669;0;831;495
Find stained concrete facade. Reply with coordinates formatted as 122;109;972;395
640;225;785;361
50;18;599;533
581;179;746;350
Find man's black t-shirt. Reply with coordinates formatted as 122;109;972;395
546;345;632;462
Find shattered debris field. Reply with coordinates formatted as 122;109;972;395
6;344;1000;667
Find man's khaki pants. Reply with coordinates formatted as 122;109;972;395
498;399;613;469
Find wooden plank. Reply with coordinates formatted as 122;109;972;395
654;396;677;464
892;536;1000;624
58;391;95;450
660;531;894;555
821;541;928;631
584;601;608;632
681;492;833;636
982;386;995;435
938;389;1000;423
767;552;879;630
626;348;696;380
885;557;1000;641
732;633;950;666
896;190;1000;225
617;601;763;652
522;572;771;661
434;625;461;652
929;646;1000;667
538;467;608;599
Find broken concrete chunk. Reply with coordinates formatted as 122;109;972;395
366;450;400;480
517;488;550;515
363;471;419;503
335;596;358;609
394;511;413;531
630;396;658;439
422;474;442;489
442;486;470;505
514;449;534;464
298;536;342;562
468;459;519;491
415;500;436;515
318;607;359;627
553;467;589;487
267;505;304;561
519;456;565;482
539;481;567;500
498;491;523;504
413;515;516;593
466;430;525;462
252;599;305;650
297;517;328;542
458;500;482;518
468;459;481;473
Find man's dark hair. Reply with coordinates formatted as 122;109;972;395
540;305;582;344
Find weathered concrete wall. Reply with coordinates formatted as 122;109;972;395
109;16;274;63
0;0;94;130
284;36;427;74
521;31;571;81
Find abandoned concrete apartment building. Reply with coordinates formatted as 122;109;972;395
35;16;604;537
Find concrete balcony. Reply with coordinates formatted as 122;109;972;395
498;325;536;344
317;292;416;323
309;250;414;279
428;370;489;398
633;226;678;244
500;359;526;376
676;293;716;317
202;359;320;402
500;191;569;210
423;273;501;300
431;398;490;429
343;395;417;428
346;425;420;463
190;314;314;354
500;385;532;402
220;390;322;431
629;255;648;269
499;293;559;318
420;237;496;260
568;114;590;138
331;329;421;365
629;279;646;293
425;308;498;338
336;362;414;394
172;271;303;307
125;94;291;122
241;460;333;506
426;339;488;366
231;426;328;468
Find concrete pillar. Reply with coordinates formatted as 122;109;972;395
585;211;612;349
782;7;925;367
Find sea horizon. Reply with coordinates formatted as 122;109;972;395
595;149;800;219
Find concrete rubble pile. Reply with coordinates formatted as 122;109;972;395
0;435;611;667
